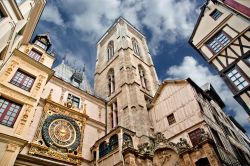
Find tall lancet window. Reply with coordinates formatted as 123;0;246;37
138;65;147;89
132;38;140;56
107;41;114;61
108;69;115;96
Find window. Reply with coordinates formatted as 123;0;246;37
10;70;35;91
138;65;147;89
107;41;114;61
109;134;118;151
28;49;42;61
207;31;230;54
227;68;248;90
110;101;118;128
132;38;140;56
0;97;22;127
15;0;24;4
210;9;222;20
244;56;250;66
34;40;47;50
189;128;202;146
67;94;80;108
0;9;5;21
167;113;176;125
108;69;115;96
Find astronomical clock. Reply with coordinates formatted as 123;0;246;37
29;94;88;165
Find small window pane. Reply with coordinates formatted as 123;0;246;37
227;68;249;91
10;70;35;91
0;97;22;127
207;31;230;54
28;49;42;61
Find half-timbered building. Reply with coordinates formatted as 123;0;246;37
189;0;250;116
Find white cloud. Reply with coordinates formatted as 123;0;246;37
50;0;199;53
41;4;64;26
166;56;250;128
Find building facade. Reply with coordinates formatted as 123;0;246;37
0;11;250;166
189;0;250;115
0;0;46;69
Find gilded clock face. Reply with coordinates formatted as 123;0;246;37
49;119;76;147
42;114;81;152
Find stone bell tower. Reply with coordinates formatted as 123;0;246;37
94;17;159;136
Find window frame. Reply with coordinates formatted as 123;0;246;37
67;93;80;108
188;128;202;146
0;5;7;22
34;40;47;50
107;41;114;61
167;113;176;125
132;38;140;56
0;97;22;127
206;30;231;55
210;9;223;20
226;67;249;91
10;69;35;91
28;49;42;61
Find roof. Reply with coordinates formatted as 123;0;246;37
96;16;145;45
201;83;225;108
53;60;93;94
36;33;52;44
188;0;209;43
151;78;224;108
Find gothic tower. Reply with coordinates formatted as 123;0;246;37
94;17;159;136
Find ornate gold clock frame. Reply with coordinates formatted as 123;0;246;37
29;98;88;165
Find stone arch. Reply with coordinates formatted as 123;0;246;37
109;134;118;151
195;157;210;166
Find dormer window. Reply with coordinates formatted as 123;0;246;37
34;40;47;50
32;34;51;51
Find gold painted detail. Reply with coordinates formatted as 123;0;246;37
36;75;46;90
15;106;32;135
29;143;83;165
6;143;19;152
5;60;19;76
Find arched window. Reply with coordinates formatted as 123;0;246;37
108;69;115;96
138;65;147;89
99;141;108;158
123;133;133;147
132;38;140;56
107;41;114;61
109;134;118;151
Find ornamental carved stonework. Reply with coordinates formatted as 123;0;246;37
15;106;32;135
4;60;19;76
29;100;87;165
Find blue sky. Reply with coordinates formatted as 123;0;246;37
33;0;250;134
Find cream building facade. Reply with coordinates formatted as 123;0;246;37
0;0;46;68
0;8;250;166
189;0;250;116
